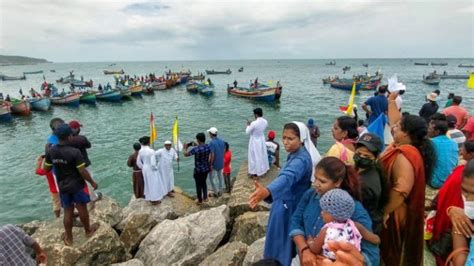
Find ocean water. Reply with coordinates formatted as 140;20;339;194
0;59;473;225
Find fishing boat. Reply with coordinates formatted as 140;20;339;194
96;89;122;102
10;99;31;115
165;78;177;88
71;80;93;88
150;81;167;90
50;70;56;73
360;80;380;90
325;61;336;66
23;70;43;75
414;62;429;66
458;64;474;68
431;62;447;66
56;75;75;84
0;103;12;122
238;67;244;72
227;84;282;102
362;63;369;67
437;73;469;79
79;91;97;104
196;83;214;96
116;86;132;99
422;74;441;85
205;69;231;75
129;85;144;96
1;75;26;81
28;98;51;111
322;77;336;84
342;66;351;72
103;69;124;75
186;82;199;93
330;81;362;91
190;74;205;81
50;93;81;107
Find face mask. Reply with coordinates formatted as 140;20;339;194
462;194;474;220
353;153;374;169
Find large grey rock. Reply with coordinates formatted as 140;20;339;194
228;163;279;219
135;205;230;265
88;195;123;227
199;241;248;266
20;220;48;236
32;219;129;265
230;211;269;245
112;258;144;266
243;237;266;266
119;213;157;253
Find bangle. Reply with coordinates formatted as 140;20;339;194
300;246;309;254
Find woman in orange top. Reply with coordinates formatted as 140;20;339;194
326;116;359;166
379;92;436;266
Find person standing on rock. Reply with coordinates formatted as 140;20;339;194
207;127;226;197
127;142;144;198
183;132;211;205
154;140;179;197
246;108;269;178
137;136;166;205
43;124;99;246
249;122;321;265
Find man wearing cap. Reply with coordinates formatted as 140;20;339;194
154;140;179;197
307;118;320;147
43;124;99;246
207;127;225;196
246;108;269;177
265;130;280;168
419;93;439;123
354;133;385;235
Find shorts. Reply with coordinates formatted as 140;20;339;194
50;192;61;212
60;189;91;208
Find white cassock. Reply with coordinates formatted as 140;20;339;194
155;148;178;193
137;146;166;201
246;117;269;176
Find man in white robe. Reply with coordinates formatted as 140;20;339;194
155;140;179;197
246;108;269;177
136;136;166;205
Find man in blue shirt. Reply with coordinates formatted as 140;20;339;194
362;86;388;125
45;117;64;154
207;127;226;197
428;113;458;188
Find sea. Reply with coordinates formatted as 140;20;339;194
0;59;473;225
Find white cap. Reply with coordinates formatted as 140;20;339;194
164;140;172;145
207;127;218;134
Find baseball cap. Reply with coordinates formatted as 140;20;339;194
54;124;73;138
307;119;314;126
356;133;383;156
207;127;218;134
69;120;83;129
268;130;276;139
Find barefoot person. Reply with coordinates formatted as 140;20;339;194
43;124;99;246
127;142;144;198
137;136;166;205
246;108;269;177
155;140;179;197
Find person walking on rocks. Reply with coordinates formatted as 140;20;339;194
127;142;144;198
207;127;225;196
137;136;166;205
43;124;99;246
246;108;269;177
154;140;179;197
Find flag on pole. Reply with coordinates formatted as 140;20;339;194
467;72;474;89
150;112;157;145
339;82;357;117
172;116;182;171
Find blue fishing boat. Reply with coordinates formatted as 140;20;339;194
96;89;122;102
50;93;81;107
186;82;199;93
79;91;97;104
197;83;214;96
28;98;51;111
330;81;362;91
0;103;13;122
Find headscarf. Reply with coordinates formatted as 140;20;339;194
293;121;321;181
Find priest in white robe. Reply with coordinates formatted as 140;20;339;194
154;140;179;197
246;108;269;177
137;136;166;204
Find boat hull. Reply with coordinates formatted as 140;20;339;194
186;82;198;93
97;90;122;102
227;86;280;102
50;93;81;107
129;85;144;96
104;70;124;75
0;105;12;122
330;82;362;91
205;70;231;75
10;100;31;115
422;79;440;85
80;92;97;104
28;98;51;111
23;70;43;74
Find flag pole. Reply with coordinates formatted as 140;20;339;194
176;116;180;171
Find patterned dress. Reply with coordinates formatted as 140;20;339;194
322;219;362;260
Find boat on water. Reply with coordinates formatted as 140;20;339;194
422;74;441;85
322;77;337;84
104;69;124;75
79;91;97;104
227;83;282;102
330;81;362;91
23;70;43;75
196;83;214;96
363;63;369;67
129;85;144;96
97;89;122;102
431;62;447;66
186;82;199;93
326;61;336;66
50;93;81;107
0;103;12;122
10;99;31;115
190;74;205;81
116;86;132;99
438;74;469;79
150;81;167;90
238;67;244;72
414;62;429;66
206;69;231;75
342;66;351;72
459;64;474;68
50;70;56;73
72;80;93;88
1;75;26;81
28;98;51;111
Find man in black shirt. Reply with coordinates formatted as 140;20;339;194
44;124;99;246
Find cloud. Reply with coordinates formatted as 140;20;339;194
123;1;170;15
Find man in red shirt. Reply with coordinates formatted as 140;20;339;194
464;116;474;140
443;96;468;129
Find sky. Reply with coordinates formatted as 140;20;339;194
0;0;473;62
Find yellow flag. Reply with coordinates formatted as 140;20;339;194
150;112;157;145
345;82;356;116
268;80;273;87
467;72;474;89
172;117;179;148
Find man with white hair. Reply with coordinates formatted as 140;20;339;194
154;140;179;197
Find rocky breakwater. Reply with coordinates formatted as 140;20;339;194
19;162;279;265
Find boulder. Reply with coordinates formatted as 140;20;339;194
199;241;248;266
20;220;48;235
228;163;279;219
243;237;265;266
230;211;269;245
32;218;129;265
88;195;123;227
112;258;144;266
135;205;230;265
119;213;157;254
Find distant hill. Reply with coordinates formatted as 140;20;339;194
0;55;50;66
